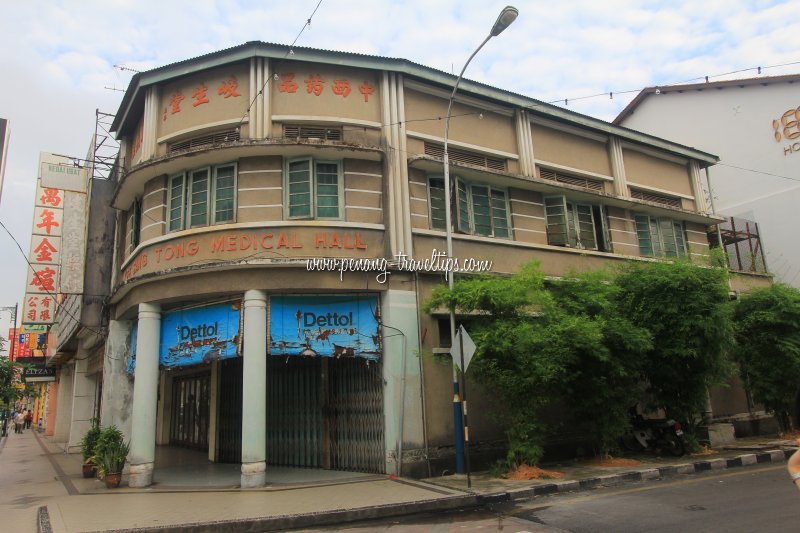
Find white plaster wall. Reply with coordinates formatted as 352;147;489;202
381;289;423;475
100;320;135;441
620;81;800;285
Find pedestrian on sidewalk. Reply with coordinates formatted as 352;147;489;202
14;410;25;434
24;410;33;429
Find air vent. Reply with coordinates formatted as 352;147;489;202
283;125;342;141
424;143;506;172
538;168;604;192
168;129;240;154
630;189;682;208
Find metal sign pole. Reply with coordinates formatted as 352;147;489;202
459;326;471;488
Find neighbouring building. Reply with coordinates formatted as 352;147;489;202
78;42;773;488
615;74;798;287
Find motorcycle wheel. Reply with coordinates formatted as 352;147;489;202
662;431;686;457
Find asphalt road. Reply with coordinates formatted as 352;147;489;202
297;464;799;533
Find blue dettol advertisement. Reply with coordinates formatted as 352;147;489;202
269;294;381;361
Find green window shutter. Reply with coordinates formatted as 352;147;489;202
674;221;688;257
470;185;492;236
168;174;185;232
491;188;510;238
457;179;471;233
288;159;312;218
213;164;236;224
428;177;446;230
635;214;654;256
545;195;569;246
315;161;340;218
575;203;596;249
188;168;209;228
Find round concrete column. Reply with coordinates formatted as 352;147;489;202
128;303;161;488
241;290;267;488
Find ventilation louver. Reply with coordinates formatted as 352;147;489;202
424;143;506;172
283;125;342;141
538;168;604;191
168;129;240;154
630;189;682;208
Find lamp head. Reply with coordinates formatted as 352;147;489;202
490;6;519;36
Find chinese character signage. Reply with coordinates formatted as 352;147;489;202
22;153;68;325
269;295;381;361
59;191;86;293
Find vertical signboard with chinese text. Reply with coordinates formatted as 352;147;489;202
21;153;68;326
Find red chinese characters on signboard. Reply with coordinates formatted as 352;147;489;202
36;209;60;235
40;188;62;207
170;91;185;114
332;80;351;97
359;82;375;102
29;267;56;292
218;76;241;98
305;75;325;96
278;73;299;93
192;84;210;107
32;238;58;262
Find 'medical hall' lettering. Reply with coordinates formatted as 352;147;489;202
303;312;353;328
179;322;219;340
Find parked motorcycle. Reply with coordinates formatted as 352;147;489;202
620;406;688;457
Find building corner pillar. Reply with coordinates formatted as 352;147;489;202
128;303;161;488
241;290;267;488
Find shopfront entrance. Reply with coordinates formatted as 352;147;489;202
214;356;384;473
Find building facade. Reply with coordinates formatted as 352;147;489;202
99;42;769;488
615;74;799;287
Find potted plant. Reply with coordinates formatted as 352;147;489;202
79;420;101;478
99;437;130;489
94;425;124;481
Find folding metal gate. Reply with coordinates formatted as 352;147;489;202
169;371;211;450
217;358;243;463
267;357;385;473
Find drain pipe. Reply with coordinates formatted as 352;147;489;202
414;272;432;478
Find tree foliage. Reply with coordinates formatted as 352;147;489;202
613;260;735;428
0;356;22;407
733;283;800;431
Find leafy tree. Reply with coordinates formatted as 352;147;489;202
426;263;651;464
733;283;800;431
0;356;22;407
548;270;652;456
614;260;735;431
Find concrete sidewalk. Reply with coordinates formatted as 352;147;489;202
0;428;796;533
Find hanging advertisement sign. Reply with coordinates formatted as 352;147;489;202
269;294;381;361
159;302;240;368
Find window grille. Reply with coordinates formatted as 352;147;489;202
168;129;240;154
630;189;681;208
283;125;342;141
424;143;506;172
538;168;605;191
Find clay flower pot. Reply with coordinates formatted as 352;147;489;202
82;463;96;478
104;472;122;489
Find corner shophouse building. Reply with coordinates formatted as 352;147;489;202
91;42;771;489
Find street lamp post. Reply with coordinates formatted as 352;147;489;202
443;6;518;478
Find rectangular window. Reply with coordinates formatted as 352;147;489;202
213;164;236;224
168;163;237;233
286;158;342;219
427;175;510;238
635;214;688;257
427;177;446;230
168;173;186;232
544;195;610;251
188;168;210;228
131;197;142;249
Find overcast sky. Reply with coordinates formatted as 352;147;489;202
0;0;798;349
